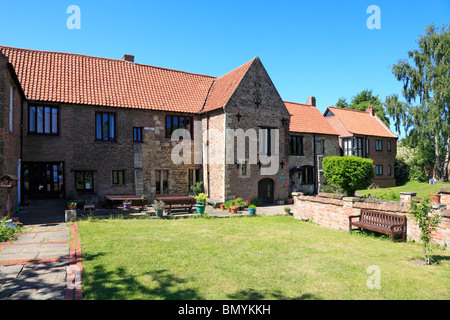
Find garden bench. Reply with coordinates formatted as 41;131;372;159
349;208;407;242
160;196;195;215
105;195;148;210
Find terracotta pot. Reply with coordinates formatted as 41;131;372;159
286;198;293;204
429;194;441;204
219;204;225;210
231;207;238;214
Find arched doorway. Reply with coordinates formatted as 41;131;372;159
258;178;274;205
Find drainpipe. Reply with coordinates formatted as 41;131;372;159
313;134;317;194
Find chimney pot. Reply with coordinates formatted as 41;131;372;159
307;96;316;107
122;54;134;63
366;105;375;115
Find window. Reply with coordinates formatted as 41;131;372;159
96;112;116;141
29;105;58;135
387;141;391;152
75;171;94;192
366;139;370;155
260;128;273;156
133;127;143;142
166;115;192;138
353;137;363;157
376;165;383;176
289;136;303;155
155;170;169;194
387;165;392;176
239;160;250;178
188;168;202;188
301;166;314;184
321;139;325;154
343;138;352;156
375;140;383;151
112;170;125;185
9;86;13;132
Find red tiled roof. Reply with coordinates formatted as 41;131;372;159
325;106;397;138
284;101;338;135
0;46;221;113
201;58;255;113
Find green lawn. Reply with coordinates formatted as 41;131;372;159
357;180;450;198
78;215;450;300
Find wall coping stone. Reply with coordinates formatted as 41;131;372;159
437;186;450;194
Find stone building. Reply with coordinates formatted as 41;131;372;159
324;106;398;187
284;100;340;195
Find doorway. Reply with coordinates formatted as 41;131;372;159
258;178;274;205
23;162;64;199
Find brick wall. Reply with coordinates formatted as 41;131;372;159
0;56;22;216
293;193;450;247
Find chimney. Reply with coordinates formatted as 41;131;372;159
122;54;134;63
307;96;316;107
366;105;375;116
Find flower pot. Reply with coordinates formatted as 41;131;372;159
155;209;164;217
429;194;441;204
230;207;238;214
248;208;256;214
284;209;291;215
286;198;293;204
195;204;206;214
227;207;231;212
277;200;285;205
219;204;225;210
123;203;131;209
68;205;77;210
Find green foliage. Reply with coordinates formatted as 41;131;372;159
250;197;262;206
365;190;400;201
0;219;22;242
190;181;204;195
409;196;442;265
386;24;450;181
322;156;375;197
394;158;410;186
194;193;207;205
248;204;256;209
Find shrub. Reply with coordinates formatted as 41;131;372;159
394;158;410;186
322;156;375;197
248;204;256;209
250;198;262;206
0;219;22;242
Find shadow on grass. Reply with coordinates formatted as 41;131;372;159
227;289;319;300
83;266;204;300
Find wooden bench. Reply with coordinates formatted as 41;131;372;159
349;209;407;242
163;197;195;215
105;195;148;211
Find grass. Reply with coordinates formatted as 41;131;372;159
357;180;450;198
77;215;450;300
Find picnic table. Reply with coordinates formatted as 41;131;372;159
105;195;148;210
154;194;195;215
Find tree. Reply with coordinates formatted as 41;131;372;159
409;197;441;265
336;89;390;126
386;24;450;181
322;156;375;197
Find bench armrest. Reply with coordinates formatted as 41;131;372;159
390;224;406;230
348;215;361;221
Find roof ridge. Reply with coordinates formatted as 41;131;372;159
0;45;216;79
284;101;313;107
327;106;373;114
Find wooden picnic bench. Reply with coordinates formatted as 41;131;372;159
154;194;195;215
105;195;148;210
349;208;407;242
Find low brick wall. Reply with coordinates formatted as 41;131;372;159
293;192;450;248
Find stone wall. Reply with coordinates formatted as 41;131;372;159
0;56;22;216
293;192;450;247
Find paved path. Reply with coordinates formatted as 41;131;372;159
0;222;82;300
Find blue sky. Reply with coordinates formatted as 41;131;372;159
1;0;449;137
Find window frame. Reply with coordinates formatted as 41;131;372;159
95;112;116;142
376;165;383;176
375;140;383;151
353;137;363;157
366;139;370;156
343;138;352;156
133;127;143;143
387;141;392;152
28;104;59;136
112;170;125;185
387;165;392;176
9;86;13;132
165;115;193;138
155;170;170;194
74;171;94;193
289;135;304;156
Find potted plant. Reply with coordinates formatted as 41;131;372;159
225;200;232;211
67;201;77;210
153;200;165;217
194;193;207;214
284;207;292;215
230;202;239;214
428;194;441;204
286;193;293;204
276;197;285;205
219;203;225;210
123;200;132;209
248;204;256;214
